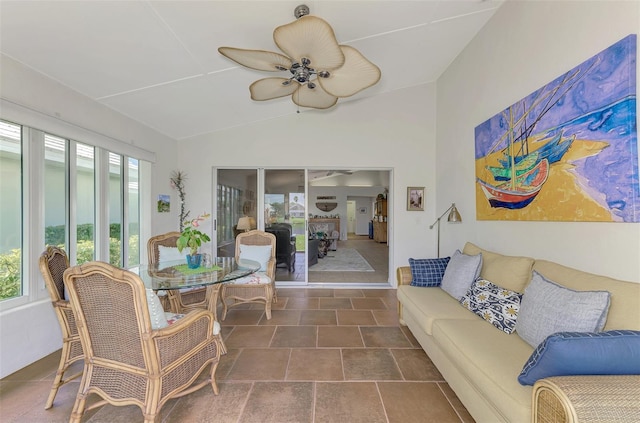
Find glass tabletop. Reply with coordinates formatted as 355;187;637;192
132;257;261;291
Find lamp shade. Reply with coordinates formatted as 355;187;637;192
237;217;252;231
447;203;462;223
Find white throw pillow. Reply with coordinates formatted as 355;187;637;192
158;245;187;262
515;271;611;348
146;288;168;329
239;244;272;271
440;250;483;300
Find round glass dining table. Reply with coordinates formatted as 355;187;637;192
132;257;261;318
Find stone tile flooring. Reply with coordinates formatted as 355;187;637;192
0;288;475;423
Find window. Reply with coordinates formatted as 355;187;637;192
0;121;23;301
75;142;95;265
0;118;145;303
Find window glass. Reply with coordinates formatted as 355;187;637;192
0;120;22;301
127;158;140;266
109;152;122;266
44;134;67;249
76;143;95;265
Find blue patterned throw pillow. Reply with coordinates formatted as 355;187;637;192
518;330;640;385
460;278;522;334
409;257;450;287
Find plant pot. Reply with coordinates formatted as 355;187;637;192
186;254;202;269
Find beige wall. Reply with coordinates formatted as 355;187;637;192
436;0;640;281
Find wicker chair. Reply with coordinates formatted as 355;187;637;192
38;246;84;410
64;261;223;423
147;232;208;313
221;230;277;320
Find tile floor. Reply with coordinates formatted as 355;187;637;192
0;288;474;423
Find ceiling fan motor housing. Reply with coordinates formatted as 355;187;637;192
294;4;310;19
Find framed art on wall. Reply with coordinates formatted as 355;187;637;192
407;187;424;211
474;34;638;222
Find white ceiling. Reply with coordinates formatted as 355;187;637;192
0;0;503;141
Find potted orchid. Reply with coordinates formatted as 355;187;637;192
176;213;211;268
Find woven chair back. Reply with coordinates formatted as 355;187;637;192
40;246;70;301
65;262;148;369
147;231;181;264
234;230;276;260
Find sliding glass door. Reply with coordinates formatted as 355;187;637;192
214;167;391;286
215;169;258;258
264;169;306;283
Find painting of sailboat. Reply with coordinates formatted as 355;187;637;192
475;34;638;222
479;159;549;209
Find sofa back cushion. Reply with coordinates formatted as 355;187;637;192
463;242;534;293
533;259;640;331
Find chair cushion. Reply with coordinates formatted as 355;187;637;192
518;330;640;385
166;312;221;335
515;271;611;348
239;244;272;271
440;249;483;300
158;245;187;263
409;257;450;287
230;271;271;285
146;289;168;329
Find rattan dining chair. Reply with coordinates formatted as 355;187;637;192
221;230;277;320
147;232;208;313
39;246;83;410
63;261;223;423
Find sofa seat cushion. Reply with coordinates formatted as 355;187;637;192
397;286;479;335
432;319;534;423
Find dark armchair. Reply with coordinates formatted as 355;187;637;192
266;223;297;272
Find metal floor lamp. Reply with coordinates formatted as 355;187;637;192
429;203;462;257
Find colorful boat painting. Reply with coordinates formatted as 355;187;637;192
497;132;575;171
478;158;550;209
475;35;638;222
488;151;539;181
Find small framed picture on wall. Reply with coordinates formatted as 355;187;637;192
407;187;425;211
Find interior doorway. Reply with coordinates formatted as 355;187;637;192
306;169;390;285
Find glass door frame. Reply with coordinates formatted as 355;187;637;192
212;167;309;286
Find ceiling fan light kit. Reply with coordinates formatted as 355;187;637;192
218;4;381;110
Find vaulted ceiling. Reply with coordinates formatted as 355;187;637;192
0;1;503;141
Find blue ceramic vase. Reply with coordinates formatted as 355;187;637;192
186;254;202;269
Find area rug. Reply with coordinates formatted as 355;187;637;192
311;248;374;272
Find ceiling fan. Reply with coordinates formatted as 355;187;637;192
218;4;381;110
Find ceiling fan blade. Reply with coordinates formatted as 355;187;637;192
218;47;292;72
319;45;381;98
274;16;344;70
292;83;338;110
250;78;300;101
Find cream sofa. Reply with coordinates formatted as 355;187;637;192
397;242;640;423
